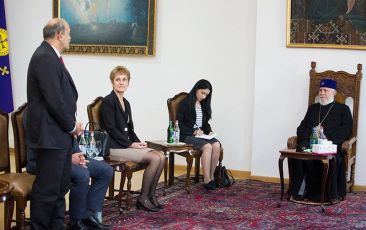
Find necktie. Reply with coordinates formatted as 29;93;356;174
60;56;65;65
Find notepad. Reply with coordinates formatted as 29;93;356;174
195;133;217;140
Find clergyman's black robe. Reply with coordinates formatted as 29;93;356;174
289;101;353;201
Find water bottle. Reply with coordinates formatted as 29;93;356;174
89;131;96;157
319;126;327;140
79;133;87;154
173;120;180;143
167;121;174;143
84;129;90;154
310;127;318;150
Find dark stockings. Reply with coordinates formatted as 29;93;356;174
138;150;164;208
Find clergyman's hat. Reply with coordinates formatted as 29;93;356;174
320;79;337;90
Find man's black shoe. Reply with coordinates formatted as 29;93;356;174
68;220;88;230
84;215;111;230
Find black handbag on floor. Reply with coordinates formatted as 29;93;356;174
214;164;235;187
84;122;110;157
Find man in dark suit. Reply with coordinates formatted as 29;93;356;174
26;18;82;229
24;108;112;230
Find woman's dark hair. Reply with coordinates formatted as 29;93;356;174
187;79;212;120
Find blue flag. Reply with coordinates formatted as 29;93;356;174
0;0;14;113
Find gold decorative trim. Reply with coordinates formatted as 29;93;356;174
52;0;156;55
286;0;366;50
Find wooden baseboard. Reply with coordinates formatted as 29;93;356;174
352;185;366;191
174;165;366;191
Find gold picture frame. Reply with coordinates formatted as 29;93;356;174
53;0;156;55
286;0;366;50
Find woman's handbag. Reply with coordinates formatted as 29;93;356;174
84;122;110;157
214;164;235;187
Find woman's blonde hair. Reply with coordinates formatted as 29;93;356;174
109;66;131;82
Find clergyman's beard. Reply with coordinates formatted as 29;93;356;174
319;96;334;106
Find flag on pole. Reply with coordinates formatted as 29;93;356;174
0;0;14;113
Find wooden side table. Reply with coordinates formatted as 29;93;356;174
146;140;193;194
278;148;336;212
0;180;14;230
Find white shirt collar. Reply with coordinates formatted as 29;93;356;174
50;44;61;58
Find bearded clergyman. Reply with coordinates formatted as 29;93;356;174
289;79;353;203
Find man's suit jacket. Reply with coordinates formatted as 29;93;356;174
100;91;140;149
26;41;78;150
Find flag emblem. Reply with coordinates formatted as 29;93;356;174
0;28;8;56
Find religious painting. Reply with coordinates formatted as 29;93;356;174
53;0;156;55
287;0;366;50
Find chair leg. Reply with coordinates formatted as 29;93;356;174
126;171;133;211
168;152;175;186
19;207;26;230
15;202;20;226
4;198;14;230
108;171;115;198
163;153;168;195
186;155;193;193
194;157;200;183
350;160;356;193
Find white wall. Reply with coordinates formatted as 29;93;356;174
7;0;365;186
5;0;256;170
253;0;366;186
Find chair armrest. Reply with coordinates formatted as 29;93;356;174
287;136;298;149
341;136;357;153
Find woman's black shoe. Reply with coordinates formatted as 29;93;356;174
136;199;159;212
203;180;216;191
293;194;306;201
150;196;164;209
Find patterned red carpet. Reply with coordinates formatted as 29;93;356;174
102;180;366;229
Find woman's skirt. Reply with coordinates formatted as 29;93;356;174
183;136;220;150
109;147;153;162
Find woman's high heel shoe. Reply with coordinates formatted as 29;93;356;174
150;196;164;209
136;199;159;212
203;180;217;191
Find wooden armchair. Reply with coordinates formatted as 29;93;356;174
287;62;362;193
0;104;35;229
167;92;223;192
87;97;146;213
0;110;13;230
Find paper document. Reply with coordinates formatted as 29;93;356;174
195;133;217;140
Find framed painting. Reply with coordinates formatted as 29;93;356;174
287;0;366;50
53;0;156;55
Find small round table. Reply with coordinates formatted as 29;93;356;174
0;180;14;230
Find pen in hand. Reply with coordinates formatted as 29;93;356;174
194;124;203;136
